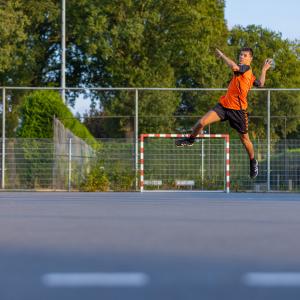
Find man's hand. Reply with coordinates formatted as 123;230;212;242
263;58;273;71
258;58;273;87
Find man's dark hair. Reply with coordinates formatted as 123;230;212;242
240;47;253;57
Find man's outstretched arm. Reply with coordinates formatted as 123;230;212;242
216;48;240;71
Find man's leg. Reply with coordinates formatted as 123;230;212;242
239;133;254;159
190;110;221;138
239;133;258;178
176;110;221;147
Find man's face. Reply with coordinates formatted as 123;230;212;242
239;51;253;65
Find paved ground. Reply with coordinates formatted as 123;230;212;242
0;192;300;300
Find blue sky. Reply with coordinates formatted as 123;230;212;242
225;0;300;40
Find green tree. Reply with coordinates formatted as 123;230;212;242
0;0;62;86
0;0;61;137
0;0;28;77
2;1;299;141
1;0;229;137
70;0;228;135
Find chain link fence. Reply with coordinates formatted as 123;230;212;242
1;87;300;192
1;137;299;192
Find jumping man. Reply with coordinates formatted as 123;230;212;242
175;47;273;178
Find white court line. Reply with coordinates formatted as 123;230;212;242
42;272;149;288
243;272;300;287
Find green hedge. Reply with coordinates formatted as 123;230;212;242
17;90;96;144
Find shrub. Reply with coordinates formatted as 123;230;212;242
17;90;96;144
80;160;135;192
80;162;110;192
107;163;135;191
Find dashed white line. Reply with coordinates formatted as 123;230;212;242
42;272;149;288
243;272;300;287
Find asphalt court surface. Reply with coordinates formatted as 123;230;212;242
0;192;300;300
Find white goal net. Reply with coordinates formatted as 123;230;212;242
140;134;230;193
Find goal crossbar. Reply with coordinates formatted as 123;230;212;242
140;134;230;193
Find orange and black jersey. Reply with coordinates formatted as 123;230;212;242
219;64;261;110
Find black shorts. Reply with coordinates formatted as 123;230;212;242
212;103;249;134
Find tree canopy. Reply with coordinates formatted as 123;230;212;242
0;0;299;139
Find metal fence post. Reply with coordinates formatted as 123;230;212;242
201;139;204;189
2;88;5;189
267;90;271;191
135;89;139;191
61;0;66;103
68;138;72;192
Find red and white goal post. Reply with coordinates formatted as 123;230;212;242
140;134;230;193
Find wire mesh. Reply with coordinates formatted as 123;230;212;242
1;88;300;192
1;138;300;191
